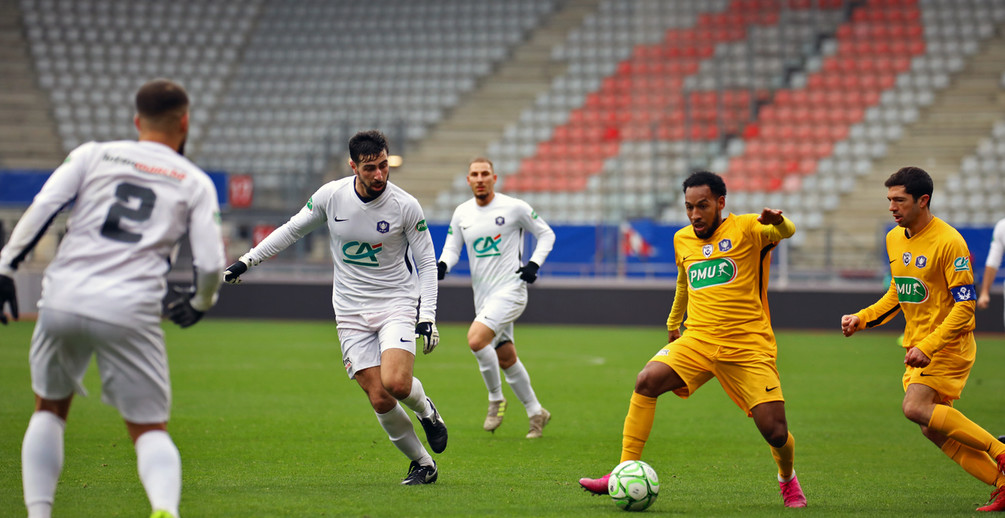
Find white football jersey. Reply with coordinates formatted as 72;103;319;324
244;177;438;322
0;140;225;325
440;193;555;308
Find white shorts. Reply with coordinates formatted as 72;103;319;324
30;308;170;424
337;308;416;379
474;291;526;348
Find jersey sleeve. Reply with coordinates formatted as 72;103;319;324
760;214;795;242
0;144;93;275
242;188;329;265
915;236;976;358
403;199;437;322
438;207;465;271
666;261;688;331
985;219;1005;270
521;202;555;266
853;277;903;331
186;176;226;311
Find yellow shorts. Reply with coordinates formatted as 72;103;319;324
649;332;782;417
902;333;975;403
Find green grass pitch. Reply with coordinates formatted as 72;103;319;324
1;320;1003;516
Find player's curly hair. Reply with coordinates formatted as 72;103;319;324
349;130;389;165
682;170;727;199
885;166;933;207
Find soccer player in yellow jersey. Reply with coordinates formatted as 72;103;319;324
841;167;1005;512
579;171;807;508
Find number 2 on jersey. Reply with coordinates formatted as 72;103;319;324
100;182;156;243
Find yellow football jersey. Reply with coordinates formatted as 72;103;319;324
854;217;976;359
666;213;794;347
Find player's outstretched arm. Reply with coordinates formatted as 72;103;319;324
840;314;861;337
0;274;18;325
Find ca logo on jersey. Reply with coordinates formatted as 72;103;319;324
688;258;737;290
473;234;502;258
894;276;929;303
954;256;970;272
342;241;383;267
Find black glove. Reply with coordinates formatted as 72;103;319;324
224;258;250;284
0;274;18;325
516;261;540;283
415;321;440;354
437;261;447;280
166;286;204;328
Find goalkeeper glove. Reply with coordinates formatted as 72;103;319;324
415;321;439;354
437;261;447;280
166;286;205;328
516;261;540;283
0;274;18;325
224;256;254;284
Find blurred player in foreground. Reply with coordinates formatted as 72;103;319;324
437;157;555;438
0;79;225;518
841;167;1005;512
223;130;447;485
578;171;806;508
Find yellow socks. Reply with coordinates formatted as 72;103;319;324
929;405;1005;459
941;439;1004;487
620;392;658;463
771;432;795;480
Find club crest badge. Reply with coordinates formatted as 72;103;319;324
902;252;912;265
915;256;927;269
702;244;713;258
718;239;732;252
376;220;390;234
495;216;505;226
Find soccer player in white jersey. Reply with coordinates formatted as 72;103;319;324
438;157;556;438
223;130;447;485
0;79;225;518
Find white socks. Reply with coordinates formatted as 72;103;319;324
400;377;434;419
504;360;542;417
473;346;504;401
376;404;433;466
135;430;181;518
22;411;65;518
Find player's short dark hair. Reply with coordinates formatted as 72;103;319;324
469;157;494;171
135;79;189;126
885;166;933;205
349;130;389;164
682;170;727;199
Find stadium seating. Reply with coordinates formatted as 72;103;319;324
20;0;559;179
430;0;1005;228
945;119;1005;226
21;0;262;153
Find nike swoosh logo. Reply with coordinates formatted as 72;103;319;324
460;225;471;230
400;337;410;343
765;386;779;392
889;259;895;264
919;372;932;377
334;217;348;222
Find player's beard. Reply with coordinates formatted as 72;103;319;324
693;208;722;240
364;175;387;199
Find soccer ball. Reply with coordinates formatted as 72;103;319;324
608;460;660;511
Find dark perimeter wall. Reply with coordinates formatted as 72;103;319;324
210;282;1005;333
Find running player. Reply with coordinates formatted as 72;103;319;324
578;171;807;508
841;166;1005;512
0;79;225;518
438;157;555;438
223;130;447;485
